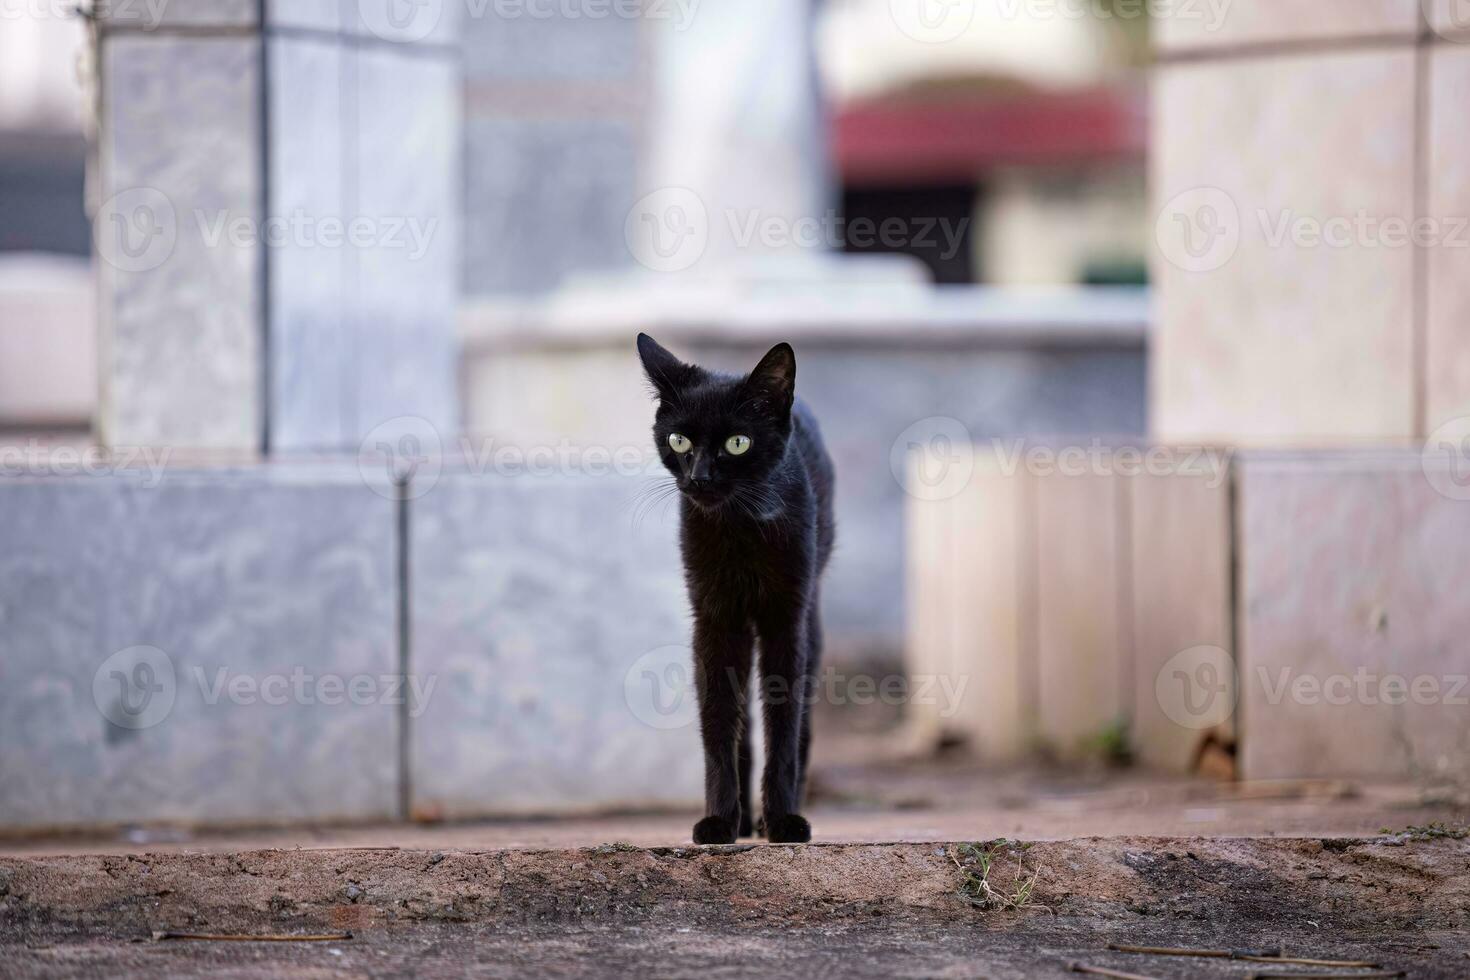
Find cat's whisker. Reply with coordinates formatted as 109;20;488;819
630;485;682;529
627;478;682;529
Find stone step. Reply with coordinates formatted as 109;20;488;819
2;836;1466;945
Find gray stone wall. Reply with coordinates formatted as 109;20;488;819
0;464;701;831
93;2;460;453
410;470;700;819
0;467;400;829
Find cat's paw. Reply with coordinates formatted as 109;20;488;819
692;816;739;845
763;813;812;844
738;814;755;838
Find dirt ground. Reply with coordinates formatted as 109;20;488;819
10;914;1469;980
4;748;1468;978
4;835;1470;978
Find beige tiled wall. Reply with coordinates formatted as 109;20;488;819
1237;454;1470;781
948;459;1030;761
904;471;957;748
1152;49;1418;444
1426;47;1470;431
1154;0;1420;52
907;446;1470;780
1129;471;1235;772
1035;471;1128;757
904;456;1031;760
905;446;1233;770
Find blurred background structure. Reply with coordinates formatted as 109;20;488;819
1;0;1465;834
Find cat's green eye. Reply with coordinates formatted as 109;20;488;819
725;435;752;456
668;433;693;454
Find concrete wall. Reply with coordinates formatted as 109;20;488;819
0;466;401;829
1237;452;1470;782
906;443;1233;770
0;465;699;833
410;470;699;819
909;444;1470;784
93;3;460;453
1152;1;1470;444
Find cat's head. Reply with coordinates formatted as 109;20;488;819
636;333;796;512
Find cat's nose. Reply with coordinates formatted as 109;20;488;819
687;478;711;491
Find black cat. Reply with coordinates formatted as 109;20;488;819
637;334;835;845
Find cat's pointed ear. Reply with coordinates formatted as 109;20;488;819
744;342;796;416
637;333;696;399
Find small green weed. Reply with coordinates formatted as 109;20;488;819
951;840;1050;913
1378;822;1469;842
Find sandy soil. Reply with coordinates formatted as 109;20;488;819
3;834;1468;978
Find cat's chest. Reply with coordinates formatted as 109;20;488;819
680;517;811;601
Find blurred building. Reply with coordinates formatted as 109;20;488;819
0;13;93;436
825;0;1148;286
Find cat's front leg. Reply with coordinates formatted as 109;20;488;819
755;610;813;844
690;617;753;845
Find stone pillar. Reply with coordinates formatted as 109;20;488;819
1149;3;1470;781
1151;1;1440;443
93;0;460;453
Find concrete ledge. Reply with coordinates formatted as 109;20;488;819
460;284;1151;353
2;836;1466;941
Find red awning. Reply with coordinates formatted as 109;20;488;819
833;86;1148;187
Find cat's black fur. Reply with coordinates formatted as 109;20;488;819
637;334;835;845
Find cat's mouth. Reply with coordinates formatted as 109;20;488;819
681;484;729;509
